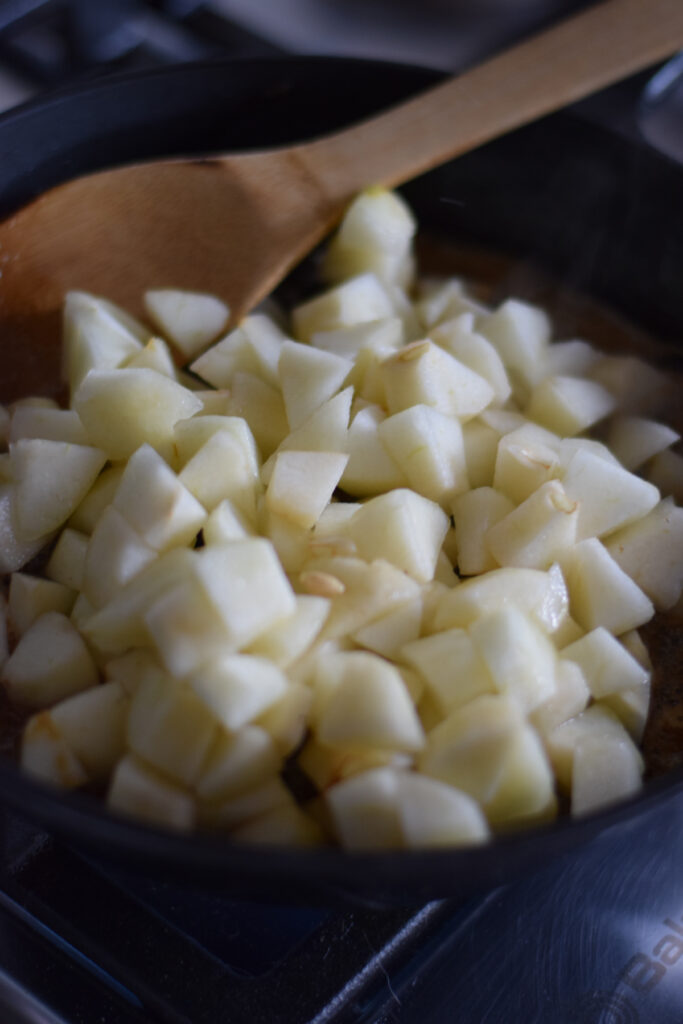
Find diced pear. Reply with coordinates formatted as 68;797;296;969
258;506;310;573
256;682;313;756
297;736;411;791
113;443;206;550
82;507;157;608
0;487;47;574
10;439;107;541
195;726;279;802
341;403;407;496
70;592;95;632
2;611;97;707
344;489;449;583
647;449;683;504
188;540;296;649
469;604;558;711
73;368;202;461
397;773;489;848
311;317;402;359
432;564;569;635
265;450;348;529
173;414;259;469
203;499;254;545
561;538;654;634
557;436;621;470
278;340;351;430
326;767;404;849
186;655;288;731
127;673;217;785
45;526;88;600
324;187;416;288
415;277;469;329
599;682;650;743
9;573;74;636
546;704;641;791
197;776;291;830
605;499;683;609
571;732;643;816
380;340;494;420
222;372;287;457
451;487;514;575
103;648;167;697
484;725;556;826
480;408;532;436
401;628;494;712
312;650;424;754
312;502;360;538
606;415;679;471
352;594;422;659
125;336;177;378
277;387;352;455
561;448;660;540
50;680;129;781
143;289;228;358
292;272;395;341
68;465;125;534
247;595;329;666
178;430;260;519
63;291;144;395
230;803;323;846
461;419;499;489
493;430;560;506
107;754;195;830
486;480;578;570
377;404;468;506
431;318;511;405
21;712;87;788
82;548;197;655
192;314;284;390
561;627;649;698
544;339;599;377
419;694;524;803
477;298;551;398
530;659;590;735
10;407;89;445
301;555;420;638
527;375;615;435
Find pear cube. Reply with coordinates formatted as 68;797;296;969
451;486;514;576
73;368;203;461
265;450;349;529
8;572;75;635
10;439;107;541
113;443;206;550
50;680;129;781
186;654;288;731
377;404;468;506
278;340;351;429
486;480;578;570
2;611;97;707
469;604;558;711
143;289;228;358
380;340;494;419
561;538;654;634
344;489;449;582
107;754;195;830
605;499;683;609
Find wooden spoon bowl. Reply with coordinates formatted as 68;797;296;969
0;0;680;366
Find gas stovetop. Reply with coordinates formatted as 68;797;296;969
2;796;683;1023
0;3;681;1023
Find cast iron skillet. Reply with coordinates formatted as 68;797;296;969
0;57;681;907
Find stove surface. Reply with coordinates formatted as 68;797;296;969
0;795;682;1023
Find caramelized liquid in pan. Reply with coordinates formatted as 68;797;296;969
0;237;682;786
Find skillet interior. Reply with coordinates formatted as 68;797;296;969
0;56;681;906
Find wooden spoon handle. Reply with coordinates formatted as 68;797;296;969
296;0;683;201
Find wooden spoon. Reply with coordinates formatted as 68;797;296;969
0;0;681;379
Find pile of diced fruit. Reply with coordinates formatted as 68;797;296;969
0;187;682;849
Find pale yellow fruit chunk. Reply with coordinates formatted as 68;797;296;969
10;439;107;541
2;611;97;707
